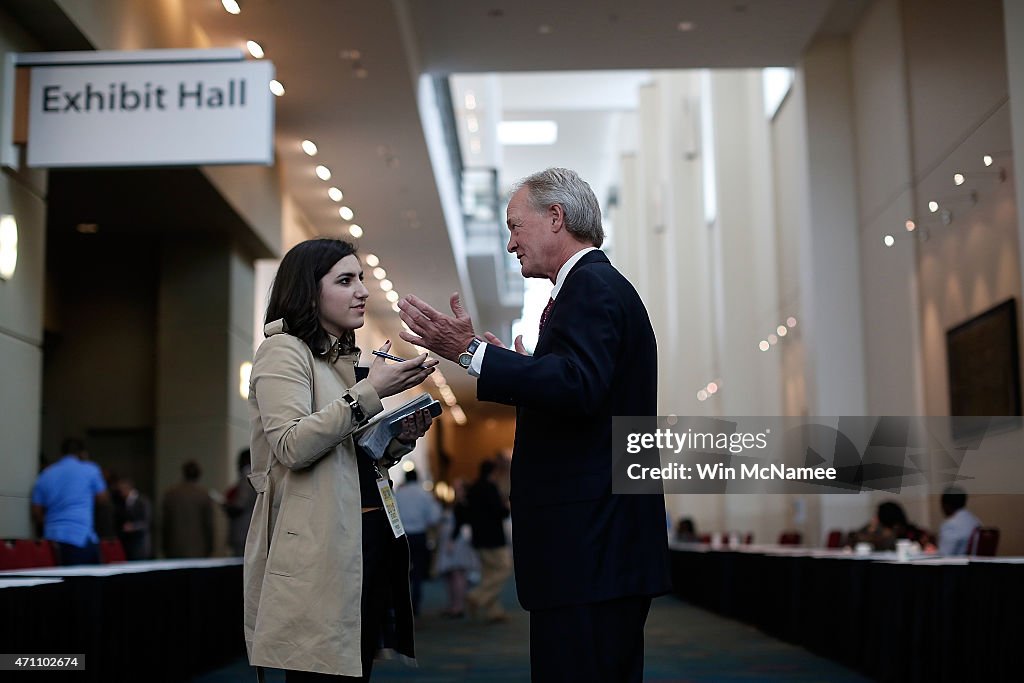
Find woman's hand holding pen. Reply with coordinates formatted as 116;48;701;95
367;340;438;399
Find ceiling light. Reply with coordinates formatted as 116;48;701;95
0;214;18;280
391;302;400;313
222;0;241;15
498;120;558;145
883;234;895;247
315;165;331;180
385;290;400;303
465;92;477;110
983;154;993;167
75;223;99;234
467;116;479;133
365;254;379;267
328;187;343;202
538;24;552;34
777;326;787;337
301;139;317;156
269;80;285;96
928;201;939;213
786;317;797;328
380;279;393;291
246;40;264;59
697;389;708;401
677;21;696;31
706;382;718;394
339;206;354;220
470;138;481;154
953;172;965;186
905;220;916;232
373;267;386;280
768;334;778;345
339;49;361;60
759;340;770;352
348;224;363;238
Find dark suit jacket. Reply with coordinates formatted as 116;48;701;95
478;249;671;610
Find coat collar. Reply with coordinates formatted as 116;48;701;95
263;318;360;364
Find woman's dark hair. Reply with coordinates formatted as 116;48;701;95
877;501;908;529
265;239;358;355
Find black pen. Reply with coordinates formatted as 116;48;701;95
372;349;409;363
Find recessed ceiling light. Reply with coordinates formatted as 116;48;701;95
315;165;331;180
222;0;240;15
905;220;916;232
339;49;362;60
385;290;399;303
465;92;477;110
467;116;479;133
677;21;696;31
498;120;558;145
538;24;552;34
380;279;393;292
953;172;965;186
348;224;363;238
928;200;939;213
301;139;317;156
365;254;379;267
339;206;354;221
246;40;264;59
269;80;285;96
328;187;343;202
759;340;770;352
883;234;895;247
75;222;99;234
983;154;994;167
391;302;400;313
373;267;386;280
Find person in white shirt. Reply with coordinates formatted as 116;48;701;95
938;487;981;555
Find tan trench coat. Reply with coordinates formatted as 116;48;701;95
243;320;412;676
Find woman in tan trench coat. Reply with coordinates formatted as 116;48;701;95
244;238;438;681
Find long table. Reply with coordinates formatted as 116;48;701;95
0;558;244;682
670;544;1024;682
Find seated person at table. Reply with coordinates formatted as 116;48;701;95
849;501;929;551
937;487;981;555
675;517;699;543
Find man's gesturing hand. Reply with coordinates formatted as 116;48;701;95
398;293;476;363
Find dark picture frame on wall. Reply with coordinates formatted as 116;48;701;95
946;298;1023;438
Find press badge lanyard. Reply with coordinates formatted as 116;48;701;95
375;465;405;538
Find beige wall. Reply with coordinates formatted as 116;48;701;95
0;9;48;538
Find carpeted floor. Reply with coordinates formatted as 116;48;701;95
198;576;868;682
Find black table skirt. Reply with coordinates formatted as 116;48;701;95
0;564;244;682
671;549;1024;682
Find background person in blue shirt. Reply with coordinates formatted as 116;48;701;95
30;437;108;565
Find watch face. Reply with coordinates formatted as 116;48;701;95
458;352;471;368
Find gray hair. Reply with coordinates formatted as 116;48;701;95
512;168;604;248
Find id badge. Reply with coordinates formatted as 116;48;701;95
377;477;405;538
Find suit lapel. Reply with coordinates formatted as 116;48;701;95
535;250;610;353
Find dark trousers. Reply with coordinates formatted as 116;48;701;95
284;510;393;682
56;541;100;566
406;532;429;616
529;595;652;683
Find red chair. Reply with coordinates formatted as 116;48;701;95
967;527;999;557
26;540;56;567
826;530;844;548
743;533;754;545
778;531;802;546
100;538;127;564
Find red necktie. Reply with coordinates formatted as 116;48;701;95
539;297;555;335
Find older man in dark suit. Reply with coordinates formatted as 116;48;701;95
399;167;670;683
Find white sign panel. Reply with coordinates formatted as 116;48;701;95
27;60;274;167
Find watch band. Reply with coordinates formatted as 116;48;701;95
342;392;366;423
